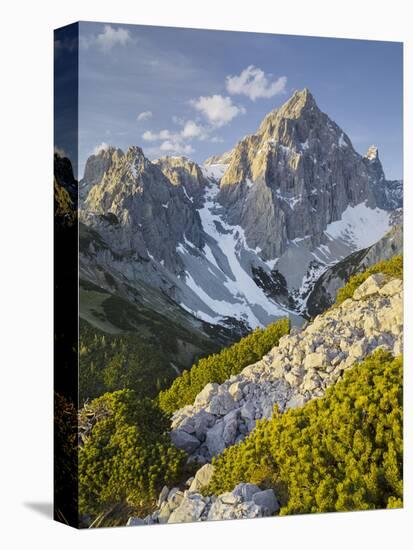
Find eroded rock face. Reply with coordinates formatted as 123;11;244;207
217;89;378;259
170;275;403;461
154;156;209;207
127;478;280;525
80;146;204;274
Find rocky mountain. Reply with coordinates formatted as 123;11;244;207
364;145;403;210
79;88;402;333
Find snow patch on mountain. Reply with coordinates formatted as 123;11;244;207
324;202;391;249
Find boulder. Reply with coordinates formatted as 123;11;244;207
223;414;239;445
189;464;215;492
285;394;307;410
228;381;244;401
194;411;214;440
304;352;327;370
240;401;256;422
232;483;261;501
157;485;169;507
194;382;219;406
252;489;280;514
205;421;225;456
206;391;236;415
348;339;368;360
219;492;241;505
167;488;185;510
158;502;172;524
168;496;206;524
353;273;385;300
170;430;201;453
379;278;402;297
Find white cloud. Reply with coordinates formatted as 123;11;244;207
95;25;131;52
226;66;287;101
93;142;111;155
142;129;172;141
181;120;209;140
159;140;194;155
190;94;245;127
137;110;153;122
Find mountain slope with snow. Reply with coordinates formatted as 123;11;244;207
78;89;401;332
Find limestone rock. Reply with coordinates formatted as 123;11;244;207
353;274;386;300
170;430;200;454
189;464;215;492
168;496;206;524
252;489;280;514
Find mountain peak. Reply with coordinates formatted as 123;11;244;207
280;87;318;117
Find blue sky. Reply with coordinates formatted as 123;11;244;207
72;22;402;179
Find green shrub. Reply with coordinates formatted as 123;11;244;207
79;390;188;519
335;255;403;305
158;318;290;415
207;350;403;514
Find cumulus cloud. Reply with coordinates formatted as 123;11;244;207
137;110;153;122
181;120;209;140
226;66;287;101
93;142;111;155
142;129;172;141
190;94;245;127
94;25;131;52
159;140;194;155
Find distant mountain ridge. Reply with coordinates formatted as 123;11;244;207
77;88;402;333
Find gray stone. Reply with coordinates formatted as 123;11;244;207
240;401;256;421
219;492;241;505
168;496;206;524
157;485;169;507
189;464;215;492
252;489;280;514
228;381;244;401
194;383;219;406
206;391;236;415
205;421;225;456
170;430;201;453
304;352;327;370
232;483;261;501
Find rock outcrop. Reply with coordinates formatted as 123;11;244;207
170;274;403;461
364;145;403;210
127;475;280;525
154;156;209;207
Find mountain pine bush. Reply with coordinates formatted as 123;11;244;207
158;318;290;414
207;350;403;514
79;390;189;519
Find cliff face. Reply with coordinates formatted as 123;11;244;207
217;89;377;259
81;146;204;275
